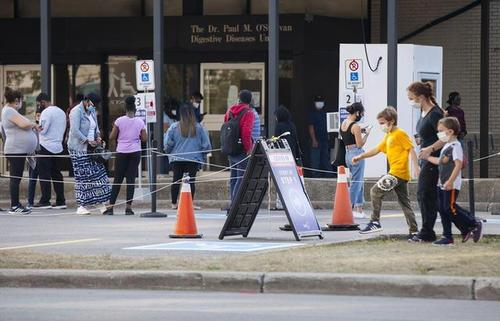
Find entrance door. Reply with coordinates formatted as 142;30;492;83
200;63;265;169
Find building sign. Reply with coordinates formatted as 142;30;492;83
188;22;294;47
345;59;364;89
135;60;155;91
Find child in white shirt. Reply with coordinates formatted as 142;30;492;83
423;117;482;246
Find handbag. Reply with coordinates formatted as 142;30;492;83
331;137;346;167
88;143;112;164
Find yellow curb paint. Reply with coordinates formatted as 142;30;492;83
0;238;101;251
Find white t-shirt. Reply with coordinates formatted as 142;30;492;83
86;114;96;142
438;141;463;190
39;105;67;154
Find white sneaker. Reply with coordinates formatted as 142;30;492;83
99;204;108;215
193;205;202;210
76;206;91;215
353;211;367;219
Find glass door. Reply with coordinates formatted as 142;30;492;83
200;63;265;169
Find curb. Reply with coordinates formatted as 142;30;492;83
1;269;499;301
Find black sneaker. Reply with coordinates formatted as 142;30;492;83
52;203;67;210
432;237;455;246
33;202;52;209
102;207;114;216
462;227;475;243
408;233;436;243
359;221;383;234
125;208;134;215
472;220;483;243
9;205;31;215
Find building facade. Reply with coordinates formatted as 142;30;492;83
0;0;498;176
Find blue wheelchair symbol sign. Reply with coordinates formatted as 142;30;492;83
141;73;150;82
350;72;359;81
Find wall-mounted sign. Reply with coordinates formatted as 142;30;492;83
345;59;364;89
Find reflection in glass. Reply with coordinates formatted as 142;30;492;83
202;68;263;115
5;69;41;120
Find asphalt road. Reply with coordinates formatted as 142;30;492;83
1;288;499;321
0;208;498;256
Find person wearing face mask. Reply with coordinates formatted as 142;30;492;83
353;107;419;237
407;81;444;243
178;91;204;123
340;102;371;218
1;87;38;214
307;95;331;178
420;117;482;246
68;93;111;215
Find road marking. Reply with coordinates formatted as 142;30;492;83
125;241;305;252
0;238;101;251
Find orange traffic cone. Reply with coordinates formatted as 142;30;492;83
322;166;359;231
169;176;202;238
279;166;306;232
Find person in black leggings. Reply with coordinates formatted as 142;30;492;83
103;96;147;215
2;87;38;214
407;81;445;242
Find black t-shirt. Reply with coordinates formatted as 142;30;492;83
416;106;443;157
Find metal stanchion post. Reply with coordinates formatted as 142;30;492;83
141;123;166;218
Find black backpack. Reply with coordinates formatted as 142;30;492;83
220;108;250;156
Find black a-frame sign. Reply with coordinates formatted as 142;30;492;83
219;139;323;241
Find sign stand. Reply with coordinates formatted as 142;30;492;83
219;138;323;241
135;60;166;218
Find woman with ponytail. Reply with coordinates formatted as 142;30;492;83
407;81;444;242
340;102;371;218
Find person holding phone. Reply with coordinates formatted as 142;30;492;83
340;102;371;218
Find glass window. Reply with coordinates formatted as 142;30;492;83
4;67;41;120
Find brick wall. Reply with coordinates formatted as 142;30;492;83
371;0;500;177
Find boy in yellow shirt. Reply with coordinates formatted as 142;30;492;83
353;107;419;237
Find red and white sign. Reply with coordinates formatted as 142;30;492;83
135;60;155;91
345;59;364;89
349;60;359;71
134;92;156;123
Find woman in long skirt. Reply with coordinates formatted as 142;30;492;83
67;93;110;214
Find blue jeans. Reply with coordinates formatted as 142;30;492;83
345;147;365;207
310;141;331;178
229;154;249;201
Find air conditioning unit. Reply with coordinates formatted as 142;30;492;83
326;112;339;133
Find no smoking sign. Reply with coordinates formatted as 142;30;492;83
349;60;359;71
140;62;149;72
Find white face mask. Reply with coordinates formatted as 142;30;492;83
193;102;200;108
171;110;177;116
315;101;325;109
437;131;450;143
410;100;421;109
380;124;390;133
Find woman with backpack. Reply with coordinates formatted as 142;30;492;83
164;105;211;210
